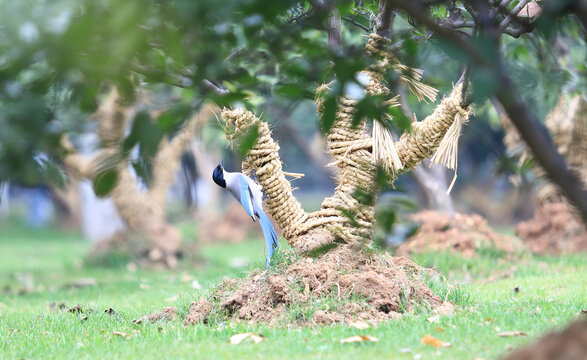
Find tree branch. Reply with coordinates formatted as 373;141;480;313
342;16;372;32
375;0;395;37
499;0;530;31
327;0;342;51
388;0;587;223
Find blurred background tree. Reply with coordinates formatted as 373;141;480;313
0;0;585;262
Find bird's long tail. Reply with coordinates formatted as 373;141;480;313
257;211;278;267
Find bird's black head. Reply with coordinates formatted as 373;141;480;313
212;161;226;188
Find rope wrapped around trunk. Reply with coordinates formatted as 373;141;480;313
220;33;472;251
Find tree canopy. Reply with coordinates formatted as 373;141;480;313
1;0;585;219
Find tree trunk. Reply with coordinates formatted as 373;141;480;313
61;88;216;267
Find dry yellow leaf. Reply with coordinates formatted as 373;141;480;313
421;334;451;348
229;333;265;345
112;331;128;338
339;335;379;343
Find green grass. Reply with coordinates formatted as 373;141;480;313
1;221;586;360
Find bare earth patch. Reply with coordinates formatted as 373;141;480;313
184;245;453;326
516;203;587;255
502;319;587;360
396;210;522;257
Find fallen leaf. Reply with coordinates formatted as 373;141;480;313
112;331;128;338
514;286;520;293
229;333;265;345
497;331;527;337
339;335;379;343
350;320;370;330
79;314;88;321
427;315;440;323
434;326;445;333
421;334;451;348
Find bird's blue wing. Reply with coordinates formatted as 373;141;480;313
256;210;278;267
238;175;255;219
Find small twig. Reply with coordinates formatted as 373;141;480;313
449;20;476;28
203;80;229;96
490;0;514;17
499;0;530;31
225;46;245;62
286;9;313;23
342;16;372;32
388;32;432;53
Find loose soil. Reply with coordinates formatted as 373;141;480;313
516;202;587;255
395;211;522;257
184;244;453;326
502;319;587;360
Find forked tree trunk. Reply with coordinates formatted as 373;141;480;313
221;81;470;253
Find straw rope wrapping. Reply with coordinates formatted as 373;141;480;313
364;33;439;175
222;109;309;246
220;33;471;250
395;83;472;175
313;87;379;244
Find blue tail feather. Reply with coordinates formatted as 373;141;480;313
257;211;278;267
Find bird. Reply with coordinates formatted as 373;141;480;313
212;160;278;267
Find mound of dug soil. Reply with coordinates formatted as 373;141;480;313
502;319;587;360
516;203;587;255
396;211;521;257
184;245;454;326
88;221;182;269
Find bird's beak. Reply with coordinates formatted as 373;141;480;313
219;160;223;168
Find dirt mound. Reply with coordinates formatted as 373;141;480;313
88;221;182;269
184;245;453;326
502;319;587;360
516;203;587;255
396;211;521;257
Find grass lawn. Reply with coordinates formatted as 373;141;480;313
0;220;585;360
